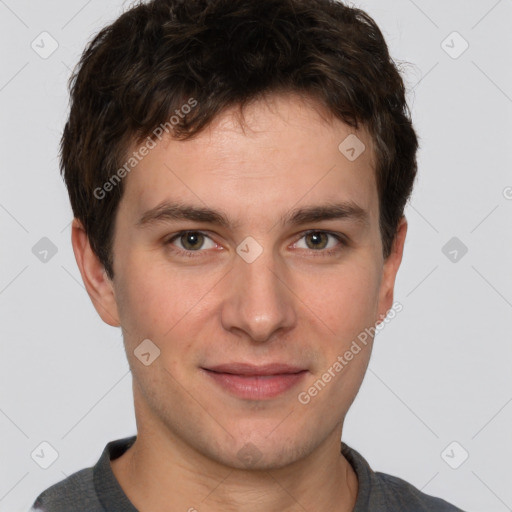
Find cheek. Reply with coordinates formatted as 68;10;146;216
113;250;169;337
296;264;380;413
114;253;220;343
298;258;382;341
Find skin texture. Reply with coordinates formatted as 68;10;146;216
72;93;407;512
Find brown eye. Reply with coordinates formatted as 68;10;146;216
294;231;346;255
167;231;217;254
304;231;329;250
179;231;205;251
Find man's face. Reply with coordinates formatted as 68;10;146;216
99;94;403;469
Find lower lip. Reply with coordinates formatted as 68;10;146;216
202;369;308;400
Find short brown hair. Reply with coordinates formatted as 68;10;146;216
61;0;418;279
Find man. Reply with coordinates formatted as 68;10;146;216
30;0;465;510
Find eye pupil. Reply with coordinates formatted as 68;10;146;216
306;232;327;249
182;232;203;250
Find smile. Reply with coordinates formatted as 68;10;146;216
201;364;309;400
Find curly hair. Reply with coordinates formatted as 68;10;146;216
61;0;418;278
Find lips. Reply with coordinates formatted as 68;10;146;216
204;362;306;376
201;362;308;400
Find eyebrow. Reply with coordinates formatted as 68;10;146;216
136;200;369;230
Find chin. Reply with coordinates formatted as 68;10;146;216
212;430;317;471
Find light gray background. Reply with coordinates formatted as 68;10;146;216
1;0;511;511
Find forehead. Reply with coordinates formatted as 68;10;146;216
119;94;379;228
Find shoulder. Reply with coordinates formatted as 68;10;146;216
29;467;103;512
372;470;465;511
29;436;137;512
341;442;465;512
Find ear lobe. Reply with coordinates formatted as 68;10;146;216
376;216;408;323
71;218;121;327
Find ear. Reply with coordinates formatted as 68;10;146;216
71;218;121;327
376;216;408;324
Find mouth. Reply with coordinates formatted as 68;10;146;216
201;363;308;400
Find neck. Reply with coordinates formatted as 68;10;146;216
111;423;358;512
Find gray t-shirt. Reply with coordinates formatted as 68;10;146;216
30;436;465;511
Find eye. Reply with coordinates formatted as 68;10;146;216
164;230;346;259
166;231;217;254
293;231;345;254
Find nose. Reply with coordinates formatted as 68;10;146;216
220;245;297;343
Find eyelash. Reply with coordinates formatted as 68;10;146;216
164;230;347;258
